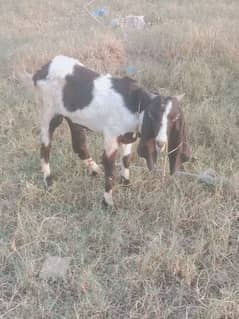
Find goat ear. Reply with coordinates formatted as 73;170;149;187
168;110;191;174
174;93;185;102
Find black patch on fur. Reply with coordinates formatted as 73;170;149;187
111;77;153;114
33;61;51;85
40;114;63;187
63;65;99;111
137;96;172;170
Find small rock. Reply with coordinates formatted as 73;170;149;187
198;169;226;186
39;256;72;280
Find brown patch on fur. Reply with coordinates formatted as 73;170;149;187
40;115;63;186
40;114;63;162
102;150;117;192
168;102;191;174
120;154;131;186
137;106;158;170
65;118;90;160
118;132;138;144
138;137;157;171
40;144;50;162
49;115;63;138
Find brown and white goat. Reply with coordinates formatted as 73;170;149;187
33;55;191;207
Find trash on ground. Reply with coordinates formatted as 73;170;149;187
111;16;145;30
92;7;107;17
197;169;225;186
175;168;236;190
126;66;137;75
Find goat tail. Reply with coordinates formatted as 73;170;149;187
32;61;50;86
32;68;42;86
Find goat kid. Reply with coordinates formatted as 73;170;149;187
33;55;191;207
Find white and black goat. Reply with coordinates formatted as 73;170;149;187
33;55;191;207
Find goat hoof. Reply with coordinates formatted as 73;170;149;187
102;191;117;212
190;156;198;163
120;176;130;186
44;175;54;188
91;170;100;177
101;199;117;213
89;164;102;176
102;197;114;208
102;198;109;208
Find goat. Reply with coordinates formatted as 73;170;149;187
33;55;191;207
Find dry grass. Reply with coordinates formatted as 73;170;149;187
0;0;239;318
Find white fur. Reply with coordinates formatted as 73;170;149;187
48;55;83;80
104;190;113;206
120;144;132;180
41;159;50;179
104;137;119;157
83;158;102;175
156;100;172;145
122;168;129;180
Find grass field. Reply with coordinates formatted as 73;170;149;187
0;0;239;318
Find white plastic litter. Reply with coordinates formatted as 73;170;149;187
111;16;145;30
